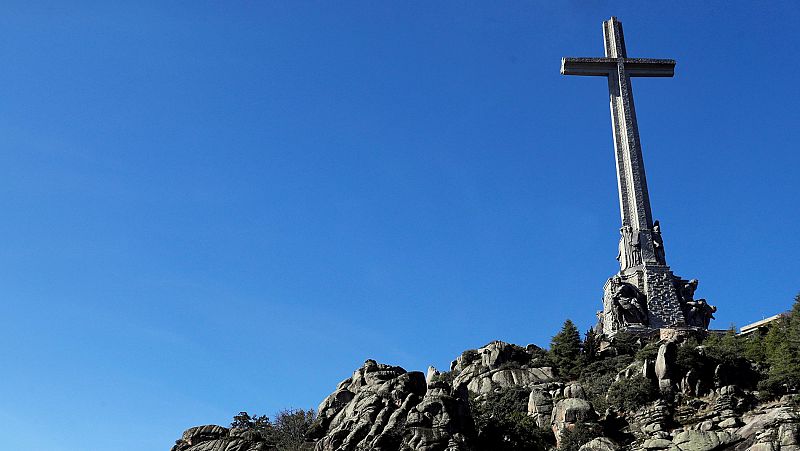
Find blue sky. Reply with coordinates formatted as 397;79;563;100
1;2;798;450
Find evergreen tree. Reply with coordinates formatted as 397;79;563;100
763;294;800;394
704;326;742;366
231;411;272;433
742;333;766;365
610;330;638;356
551;319;583;379
583;328;600;363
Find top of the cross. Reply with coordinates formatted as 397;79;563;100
603;17;627;58
560;17;675;77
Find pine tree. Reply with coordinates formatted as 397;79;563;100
742;333;766;365
763;293;800;395
704;326;742;366
551;319;582;379
231;412;272;434
583;328;600;363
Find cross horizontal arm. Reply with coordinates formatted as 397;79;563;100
561;57;676;77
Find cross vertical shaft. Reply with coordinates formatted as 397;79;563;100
605;18;654;246
562;17;675;269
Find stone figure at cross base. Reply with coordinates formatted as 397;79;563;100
684;298;717;328
652;220;666;264
678;279;717;328
680;279;699;303
616;225;641;271
595;310;605;333
608;276;650;328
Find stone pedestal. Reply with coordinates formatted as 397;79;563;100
601;264;690;337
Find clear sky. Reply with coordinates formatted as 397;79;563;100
1;2;798;450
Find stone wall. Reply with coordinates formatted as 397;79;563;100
643;265;686;329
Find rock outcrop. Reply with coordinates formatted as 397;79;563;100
737;403;800;451
579;437;619;451
551;383;599;446
309;359;428;451
451;341;555;395
171;425;270;451
404;382;474;451
655;341;677;394
528;387;555;428
307;359;473;451
170;338;800;451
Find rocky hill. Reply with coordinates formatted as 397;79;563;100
170;298;800;451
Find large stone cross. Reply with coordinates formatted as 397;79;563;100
561;17;703;334
561;17;675;269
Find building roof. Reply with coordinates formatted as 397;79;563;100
739;313;789;335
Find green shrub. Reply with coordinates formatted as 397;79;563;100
529;346;554;368
432;370;455;386
471;386;530;420
609;331;639;356
231;409;315;451
272;409;316;451
471;388;555;451
578;355;634;413
558;423;601;451
607;374;658;412
506;344;535;367
498;361;523;371
231;411;272;434
462;349;480;364
634;342;659;362
675;337;710;379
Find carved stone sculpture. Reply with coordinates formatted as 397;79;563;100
595;310;605;334
652;220;665;264
616;226;641;271
677;279;716;328
609;276;649;328
681;279;699;303
685;299;717;328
